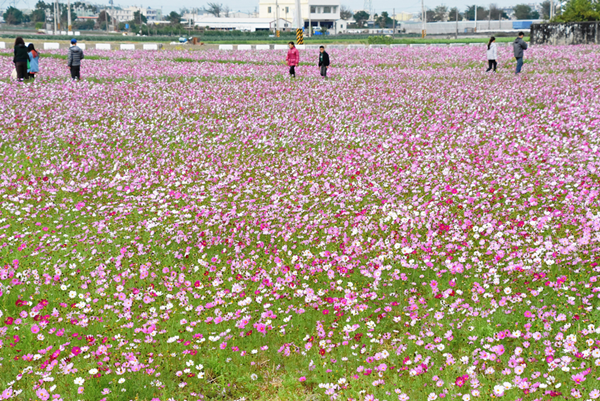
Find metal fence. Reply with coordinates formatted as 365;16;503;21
530;22;600;45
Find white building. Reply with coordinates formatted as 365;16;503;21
110;6;161;23
259;0;341;30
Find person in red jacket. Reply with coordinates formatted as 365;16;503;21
286;41;299;78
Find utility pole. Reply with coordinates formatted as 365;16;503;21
53;0;57;34
106;8;109;32
421;0;425;38
488;3;490;30
550;0;554;19
455;8;458;39
392;8;395;38
294;0;303;43
275;0;280;36
67;0;71;32
474;5;477;32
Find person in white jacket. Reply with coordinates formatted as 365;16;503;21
486;36;497;72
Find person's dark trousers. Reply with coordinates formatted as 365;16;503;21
28;73;36;80
289;66;295;78
15;62;27;81
486;60;497;72
71;66;81;80
515;57;523;74
320;65;327;78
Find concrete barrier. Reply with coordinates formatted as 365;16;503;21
328;45;346;49
74;32;81;36
68;31;73;35
256;44;270;50
274;44;288;50
237;44;252;50
143;44;159;50
60;31;67;35
218;44;234;50
390;44;408;48
409;44;427;47
449;43;467;46
96;43;111;50
431;43;447;47
348;44;367;49
0;42;5;49
120;44;135;50
296;44;306;50
78;43;87;50
44;42;60;50
369;44;388;48
469;43;484;46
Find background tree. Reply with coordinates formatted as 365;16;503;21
376;11;392;27
31;8;46;22
340;5;353;19
433;5;448;21
464;5;488;20
513;4;539;19
74;19;95;30
425;9;435;21
61;7;78;27
133;10;148;24
168;11;181;24
205;3;222;17
448;7;462;20
222;5;230;17
3;6;24;24
97;10;111;27
553;0;600;21
489;4;509;19
353;10;369;27
540;0;551;18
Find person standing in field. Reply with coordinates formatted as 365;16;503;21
13;37;29;82
27;44;40;80
67;38;85;81
318;45;330;78
513;32;528;74
286;41;299;78
486;36;497;72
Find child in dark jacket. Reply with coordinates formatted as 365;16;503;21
318;46;330;78
13;37;28;82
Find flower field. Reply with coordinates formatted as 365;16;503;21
1;44;600;401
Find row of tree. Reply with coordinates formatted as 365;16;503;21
343;0;600;27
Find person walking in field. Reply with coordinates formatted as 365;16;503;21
67;38;85;81
318;45;330;79
13;37;29;82
286;41;299;78
486;36;497;72
27;43;40;80
513;32;528;74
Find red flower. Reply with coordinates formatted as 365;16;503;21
319;348;326;356
4;317;14;325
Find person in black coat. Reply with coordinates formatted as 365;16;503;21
13;37;29;82
318;46;330;79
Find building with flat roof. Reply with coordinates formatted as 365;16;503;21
259;0;341;30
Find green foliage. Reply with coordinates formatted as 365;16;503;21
353;10;370;27
3;6;24;25
368;35;393;44
553;0;600;21
514;4;540;19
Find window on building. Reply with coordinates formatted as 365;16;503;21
324;6;331;13
285;7;289;12
332;6;337;13
268;6;272;13
310;6;316;13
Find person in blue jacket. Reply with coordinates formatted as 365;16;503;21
27;43;40;80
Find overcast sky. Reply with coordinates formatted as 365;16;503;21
18;0;528;15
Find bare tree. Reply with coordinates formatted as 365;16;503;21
340;5;353;20
433;5;448;21
205;2;222;17
222;5;230;17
